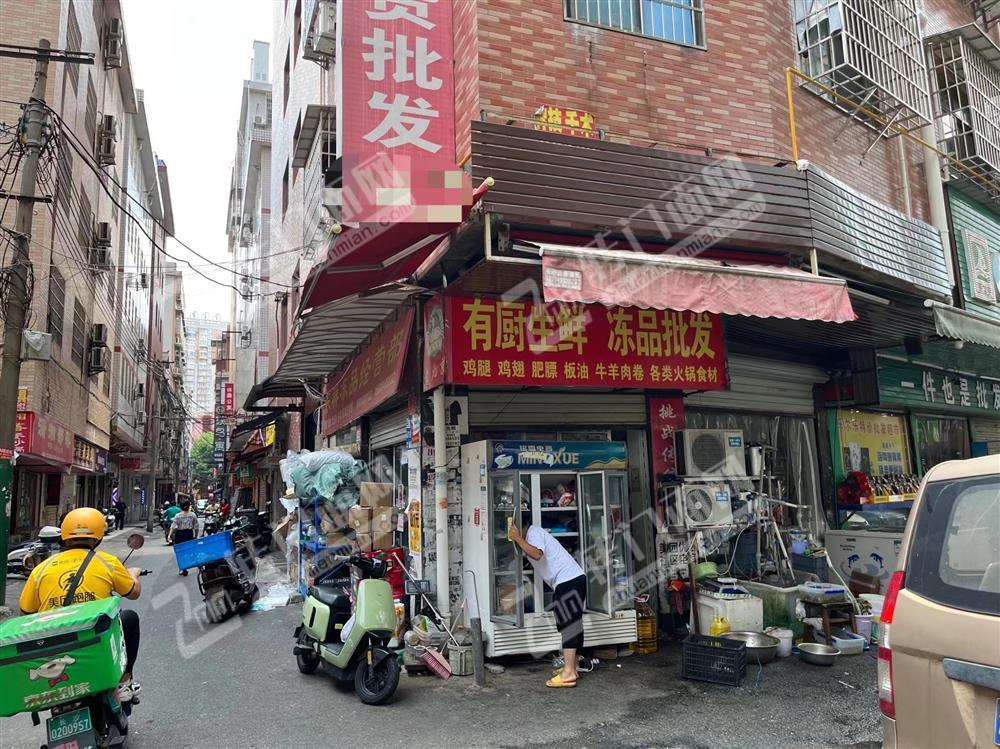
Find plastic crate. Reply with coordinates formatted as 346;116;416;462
174;531;235;570
681;634;746;687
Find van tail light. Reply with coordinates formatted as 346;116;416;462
878;570;905;719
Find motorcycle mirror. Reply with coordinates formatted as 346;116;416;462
126;533;145;550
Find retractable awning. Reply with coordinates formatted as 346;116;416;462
539;244;856;323
300;178;492;311
244;285;419;409
929;301;1000;350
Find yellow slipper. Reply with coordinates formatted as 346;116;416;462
546;673;577;688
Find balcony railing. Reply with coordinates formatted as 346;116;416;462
927;24;1000;202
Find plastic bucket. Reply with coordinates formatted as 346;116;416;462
859;594;885;617
854;614;873;642
766;627;794;657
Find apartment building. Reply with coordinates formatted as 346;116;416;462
0;0;181;535
184;312;229;418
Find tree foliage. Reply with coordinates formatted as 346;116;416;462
190;432;215;485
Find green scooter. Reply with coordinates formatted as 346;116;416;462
293;553;401;705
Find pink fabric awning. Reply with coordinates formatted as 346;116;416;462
540;245;856;323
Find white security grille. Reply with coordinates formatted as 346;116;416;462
565;0;704;48
794;0;930;132
927;26;1000;200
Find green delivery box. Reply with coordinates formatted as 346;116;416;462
0;597;126;717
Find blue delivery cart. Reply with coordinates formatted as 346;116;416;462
173;531;259;623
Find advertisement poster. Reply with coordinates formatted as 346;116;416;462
648;396;685;479
406;448;422;560
432;294;727;391
837;410;911;476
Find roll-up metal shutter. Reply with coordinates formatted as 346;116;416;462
469;392;647;428
369;408;408;449
684;355;828;416
971;418;1000;455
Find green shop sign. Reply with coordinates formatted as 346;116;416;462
879;359;1000;415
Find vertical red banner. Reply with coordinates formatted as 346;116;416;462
341;0;470;223
224;383;235;416
649;396;685;480
422;293;446;390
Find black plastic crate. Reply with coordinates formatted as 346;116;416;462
681;634;746;687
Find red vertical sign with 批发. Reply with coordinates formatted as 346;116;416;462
341;0;470;224
648;396;686;480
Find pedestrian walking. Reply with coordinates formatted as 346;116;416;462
113;500;126;530
508;514;587;688
167;500;198;576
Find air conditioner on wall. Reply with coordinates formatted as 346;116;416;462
104;18;123;69
679;483;733;528
674;429;747;478
88;346;108;375
90;323;108;347
97;115;117;166
94;221;112;248
89;246;110;268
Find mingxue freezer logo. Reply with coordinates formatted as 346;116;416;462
516;446;581;468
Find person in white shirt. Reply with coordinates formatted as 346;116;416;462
509;514;587;688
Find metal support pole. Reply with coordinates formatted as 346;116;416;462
433;386;449;618
0;42;50;600
145;411;159;531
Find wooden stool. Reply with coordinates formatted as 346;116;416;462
802;600;856;646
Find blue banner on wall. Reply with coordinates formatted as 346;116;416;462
490;441;627;471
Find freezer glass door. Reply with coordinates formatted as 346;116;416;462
606;472;633;612
579;471;611;616
489;471;524;627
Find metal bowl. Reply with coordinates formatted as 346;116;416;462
720;631;780;665
797;642;841;666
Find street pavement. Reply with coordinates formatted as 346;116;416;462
1;529;882;749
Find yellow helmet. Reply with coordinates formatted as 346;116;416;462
61;508;106;541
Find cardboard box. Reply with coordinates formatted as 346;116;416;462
325;530;354;550
348;505;373;533
353;532;373;553
273;513;295;542
371;507;395;534
371;528;394;552
318;504;349;534
360;482;394;509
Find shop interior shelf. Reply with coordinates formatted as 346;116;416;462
838;502;913;512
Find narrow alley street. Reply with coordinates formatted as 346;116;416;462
2;531;881;749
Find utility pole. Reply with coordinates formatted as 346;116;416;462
145;407;160;532
0;41;51;600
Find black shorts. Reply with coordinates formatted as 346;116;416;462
552;575;587;650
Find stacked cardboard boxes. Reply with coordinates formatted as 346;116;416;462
352;483;395;552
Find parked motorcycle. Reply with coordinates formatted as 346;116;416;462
293;553;400;705
174;530;259;624
5;526;62;577
104;509;116;535
0;533;151;748
223;505;272;552
202;513;220;536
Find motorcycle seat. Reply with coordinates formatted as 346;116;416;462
309;584;351;612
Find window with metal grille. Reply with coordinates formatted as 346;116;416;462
71;299;87;368
67;1;81;91
78;183;92;256
565;0;704;48
793;0;930;132
48;268;66;345
927;27;1000;199
85;76;97;148
56;141;74;218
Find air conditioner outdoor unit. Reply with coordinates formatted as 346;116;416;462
90;323;108;347
89;246;110;268
94;221;112;248
253;115;265;127
88;346;109;375
135;412;146;430
104;18;123;69
316;1;337;51
97;115;117;166
679;483;733;528
135;383;144;399
138;272;148;289
675;429;747;478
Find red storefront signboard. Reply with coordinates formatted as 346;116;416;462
15;411;75;465
322;308;416;436
429;295;727;390
341;0;470;223
649;396;686;479
118;456;143;471
223;383;235;417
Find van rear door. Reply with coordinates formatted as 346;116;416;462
891;471;1000;748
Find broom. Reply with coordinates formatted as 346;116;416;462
419;645;452;680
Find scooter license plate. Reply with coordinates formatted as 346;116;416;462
46;707;98;749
